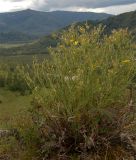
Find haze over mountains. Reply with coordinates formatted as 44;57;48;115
0;9;111;43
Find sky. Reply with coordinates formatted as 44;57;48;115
0;0;136;15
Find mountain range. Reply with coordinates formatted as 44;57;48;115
0;10;135;56
0;9;111;43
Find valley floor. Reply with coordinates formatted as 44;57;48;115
0;88;31;129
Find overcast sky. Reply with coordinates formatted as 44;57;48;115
0;0;136;15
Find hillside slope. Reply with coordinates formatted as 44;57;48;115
102;10;136;34
0;9;111;36
0;10;135;56
0;32;37;44
0;35;58;56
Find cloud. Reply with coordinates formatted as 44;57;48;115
100;2;136;14
0;0;136;14
31;0;136;11
0;0;33;12
3;0;136;9
55;3;136;15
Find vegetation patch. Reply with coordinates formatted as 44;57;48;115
2;25;134;159
0;24;136;159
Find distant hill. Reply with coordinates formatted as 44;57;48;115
0;9;111;43
0;34;58;56
0;32;37;44
74;10;136;33
102;10;136;32
71;10;136;39
0;10;135;56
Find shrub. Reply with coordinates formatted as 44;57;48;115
16;25;136;159
6;65;29;94
0;64;30;94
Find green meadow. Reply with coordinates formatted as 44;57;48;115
0;54;48;65
0;89;31;129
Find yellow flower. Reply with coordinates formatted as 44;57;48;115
122;59;131;64
79;27;85;33
74;41;79;46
